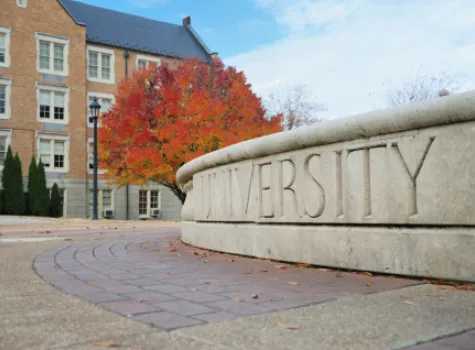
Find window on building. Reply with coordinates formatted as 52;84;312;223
139;189;160;216
0;86;5;115
17;0;28;8
0;78;11;119
37;85;69;123
0;27;11;67
150;190;159;209
88;189;113;217
136;55;161;70
36;34;69;76
87;46;114;83
87;94;113;127
37;135;69;172
139;190;148;215
0;34;5;64
0;130;11;166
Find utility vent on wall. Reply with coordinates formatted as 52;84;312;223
17;0;27;8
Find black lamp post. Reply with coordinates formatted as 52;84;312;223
89;98;101;220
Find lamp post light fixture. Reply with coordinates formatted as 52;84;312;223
89;98;102;220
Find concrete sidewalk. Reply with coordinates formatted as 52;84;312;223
1;227;474;350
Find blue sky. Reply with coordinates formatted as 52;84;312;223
77;0;475;119
74;0;280;58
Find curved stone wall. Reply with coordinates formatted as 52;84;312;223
177;91;475;282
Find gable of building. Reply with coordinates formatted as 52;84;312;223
58;0;212;62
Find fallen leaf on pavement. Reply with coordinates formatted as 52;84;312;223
400;295;410;299
437;285;455;290
295;263;310;268
139;298;156;303
152;249;160;252
288;281;299;285
204;260;208;263
53;263;60;268
275;265;288;270
252;294;258;299
366;283;371;286
169;248;177;253
234;297;241;302
455;285;475;291
276;321;299;330
94;341;120;348
423;279;459;287
191;288;197;292
360;272;373;276
127;250;131;254
87;281;93;286
228;258;234;262
210;332;216;338
402;300;418;306
268;298;273;302
167;272;172;275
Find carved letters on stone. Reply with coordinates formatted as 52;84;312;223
194;135;437;224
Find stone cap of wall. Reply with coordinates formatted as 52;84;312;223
176;90;475;186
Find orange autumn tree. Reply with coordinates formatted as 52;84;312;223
98;59;282;203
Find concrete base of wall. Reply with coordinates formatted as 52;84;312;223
181;222;475;282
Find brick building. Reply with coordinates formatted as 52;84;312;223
0;0;215;219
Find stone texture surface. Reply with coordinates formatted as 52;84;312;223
34;230;420;331
182;222;475;282
2;226;475;349
190;121;475;225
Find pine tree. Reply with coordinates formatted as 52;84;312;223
13;154;25;215
2;146;14;214
27;155;38;215
36;160;50;217
49;183;62;217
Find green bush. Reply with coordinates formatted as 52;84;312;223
27;155;38;215
1;146;14;214
36;160;50;217
49;183;62;218
13;154;25;215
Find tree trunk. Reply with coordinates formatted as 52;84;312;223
162;183;186;204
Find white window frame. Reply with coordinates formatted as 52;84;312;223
0;26;11;68
87;137;106;175
87;45;115;84
16;0;28;8
0;129;12;169
0;78;12;120
139;189;161;217
36;84;70;124
35;33;69;76
36;132;70;173
136;55;161;70
87;92;114;128
88;188;114;218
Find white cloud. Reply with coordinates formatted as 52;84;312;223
226;0;475;119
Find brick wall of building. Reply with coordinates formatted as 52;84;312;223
0;0;185;219
0;0;87;178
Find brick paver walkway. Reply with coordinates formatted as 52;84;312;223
34;229;421;331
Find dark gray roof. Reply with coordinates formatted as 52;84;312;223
58;0;212;62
